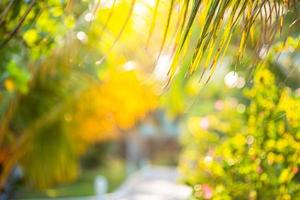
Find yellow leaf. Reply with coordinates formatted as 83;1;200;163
4;79;15;92
23;29;38;46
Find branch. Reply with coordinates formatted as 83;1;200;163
0;0;36;48
0;0;15;27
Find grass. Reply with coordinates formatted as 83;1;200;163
14;159;126;199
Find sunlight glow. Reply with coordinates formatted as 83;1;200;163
142;0;156;7
134;2;149;16
224;71;238;88
153;55;171;82
132;1;151;29
237;104;246;113
123;61;137;71
101;0;118;8
204;155;213;163
84;12;95;22
76;31;88;42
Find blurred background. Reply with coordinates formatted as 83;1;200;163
0;0;299;199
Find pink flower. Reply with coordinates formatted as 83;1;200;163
292;167;299;174
214;100;224;111
202;184;213;199
200;117;210;130
256;166;263;174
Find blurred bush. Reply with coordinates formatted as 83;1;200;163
1;43;157;189
0;0;159;190
179;39;300;199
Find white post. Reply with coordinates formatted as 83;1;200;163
95;175;108;200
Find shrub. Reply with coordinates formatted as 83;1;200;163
180;60;300;199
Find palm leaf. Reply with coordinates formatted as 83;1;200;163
163;0;299;82
98;0;117;41
168;0;202;80
146;0;161;48
155;0;175;65
96;0;136;65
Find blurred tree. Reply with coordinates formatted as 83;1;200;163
0;39;157;189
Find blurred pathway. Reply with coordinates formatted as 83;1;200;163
46;166;192;200
104;166;192;200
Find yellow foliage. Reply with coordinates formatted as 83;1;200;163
278;89;300;127
23;29;38;46
70;69;158;143
4;79;15;92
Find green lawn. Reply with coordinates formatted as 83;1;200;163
14;159;126;199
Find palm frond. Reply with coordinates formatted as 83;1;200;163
168;0;202;79
1;0;298;81
146;0;161;48
96;0;137;65
98;0;117;40
156;0;299;83
155;0;175;65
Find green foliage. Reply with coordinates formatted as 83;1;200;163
0;0;160;190
21;120;79;189
10;47;84;188
15;158;126;198
0;0;87;95
5;61;31;93
179;45;300;199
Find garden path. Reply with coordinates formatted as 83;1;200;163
104;166;192;200
47;166;192;200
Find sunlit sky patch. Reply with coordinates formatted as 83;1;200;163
224;71;245;89
224;71;238;88
123;60;137;71
76;31;88;43
153;54;171;82
100;0;119;8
